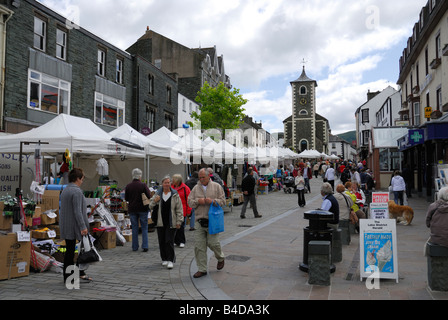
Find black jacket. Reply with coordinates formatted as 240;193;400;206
242;174;256;196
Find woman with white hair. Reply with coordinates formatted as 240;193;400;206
319;182;339;228
426;187;448;248
149;176;184;269
125;168;152;252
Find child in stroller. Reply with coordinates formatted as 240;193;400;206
283;175;295;193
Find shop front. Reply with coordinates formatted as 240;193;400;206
398;114;448;202
369;127;408;190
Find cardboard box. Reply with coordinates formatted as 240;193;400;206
0;202;12;230
94;230;116;249
123;230;132;242
39;190;60;213
0;213;12;230
32;229;51;240
0;233;31;280
33;206;56;226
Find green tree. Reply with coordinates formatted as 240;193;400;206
190;82;247;133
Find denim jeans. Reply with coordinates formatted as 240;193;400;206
393;191;404;205
130;211;148;251
190;209;195;229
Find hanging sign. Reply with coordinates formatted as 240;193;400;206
425;106;432;118
360;219;399;283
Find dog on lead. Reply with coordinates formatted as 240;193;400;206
388;200;414;225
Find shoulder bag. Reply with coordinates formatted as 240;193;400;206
77;235;101;264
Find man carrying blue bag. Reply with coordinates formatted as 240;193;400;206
188;168;226;278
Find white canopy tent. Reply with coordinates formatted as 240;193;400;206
0;114;129;156
0;114;150;194
298;149;321;159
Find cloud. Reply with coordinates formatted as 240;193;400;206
38;0;427;136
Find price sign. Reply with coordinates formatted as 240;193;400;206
16;231;31;242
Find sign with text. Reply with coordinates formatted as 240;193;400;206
360;219;398;283
425;106;432;118
369;203;389;219
371;192;389;204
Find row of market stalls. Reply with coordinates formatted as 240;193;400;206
297;149;340;160
0;114;303;280
0;114;300;194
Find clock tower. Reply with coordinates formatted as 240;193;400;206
290;66;318;152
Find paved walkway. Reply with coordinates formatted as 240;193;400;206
0;177;447;300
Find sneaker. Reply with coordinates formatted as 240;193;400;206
179;243;185;248
167;262;174;269
162;261;168;266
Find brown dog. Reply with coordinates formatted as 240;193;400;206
388;200;414;225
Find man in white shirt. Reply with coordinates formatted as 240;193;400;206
350;168;361;186
325;164;336;191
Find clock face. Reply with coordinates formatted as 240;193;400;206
300;98;307;105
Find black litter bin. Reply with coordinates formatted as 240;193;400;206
299;210;336;273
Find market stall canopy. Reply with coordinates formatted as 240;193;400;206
146;126;184;161
329;154;340;160
298;149;321;159
109;124;147;151
0;114;127;156
174;128;204;160
214;139;245;164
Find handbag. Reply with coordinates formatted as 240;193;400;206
142;192;150;211
77;235;100;264
208;202;224;235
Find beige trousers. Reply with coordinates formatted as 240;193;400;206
194;224;225;273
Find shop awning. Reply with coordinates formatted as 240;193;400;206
424;113;448;140
398;129;425;151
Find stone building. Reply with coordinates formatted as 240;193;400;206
283;66;330;153
0;0;177;134
396;0;448;200
127;28;231;103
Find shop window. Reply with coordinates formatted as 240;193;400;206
28;70;70;114
94;92;125;127
379;148;402;172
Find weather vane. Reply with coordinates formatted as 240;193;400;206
301;58;308;70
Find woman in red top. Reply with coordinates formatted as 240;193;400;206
352;182;366;209
172;174;191;248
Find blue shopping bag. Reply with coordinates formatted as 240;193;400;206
208;202;224;235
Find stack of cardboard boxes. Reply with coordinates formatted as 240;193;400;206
0;187;133;281
0;200;32;281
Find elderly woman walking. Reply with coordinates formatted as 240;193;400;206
149;176;184;269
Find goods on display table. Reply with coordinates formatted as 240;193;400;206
0;178;154;281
